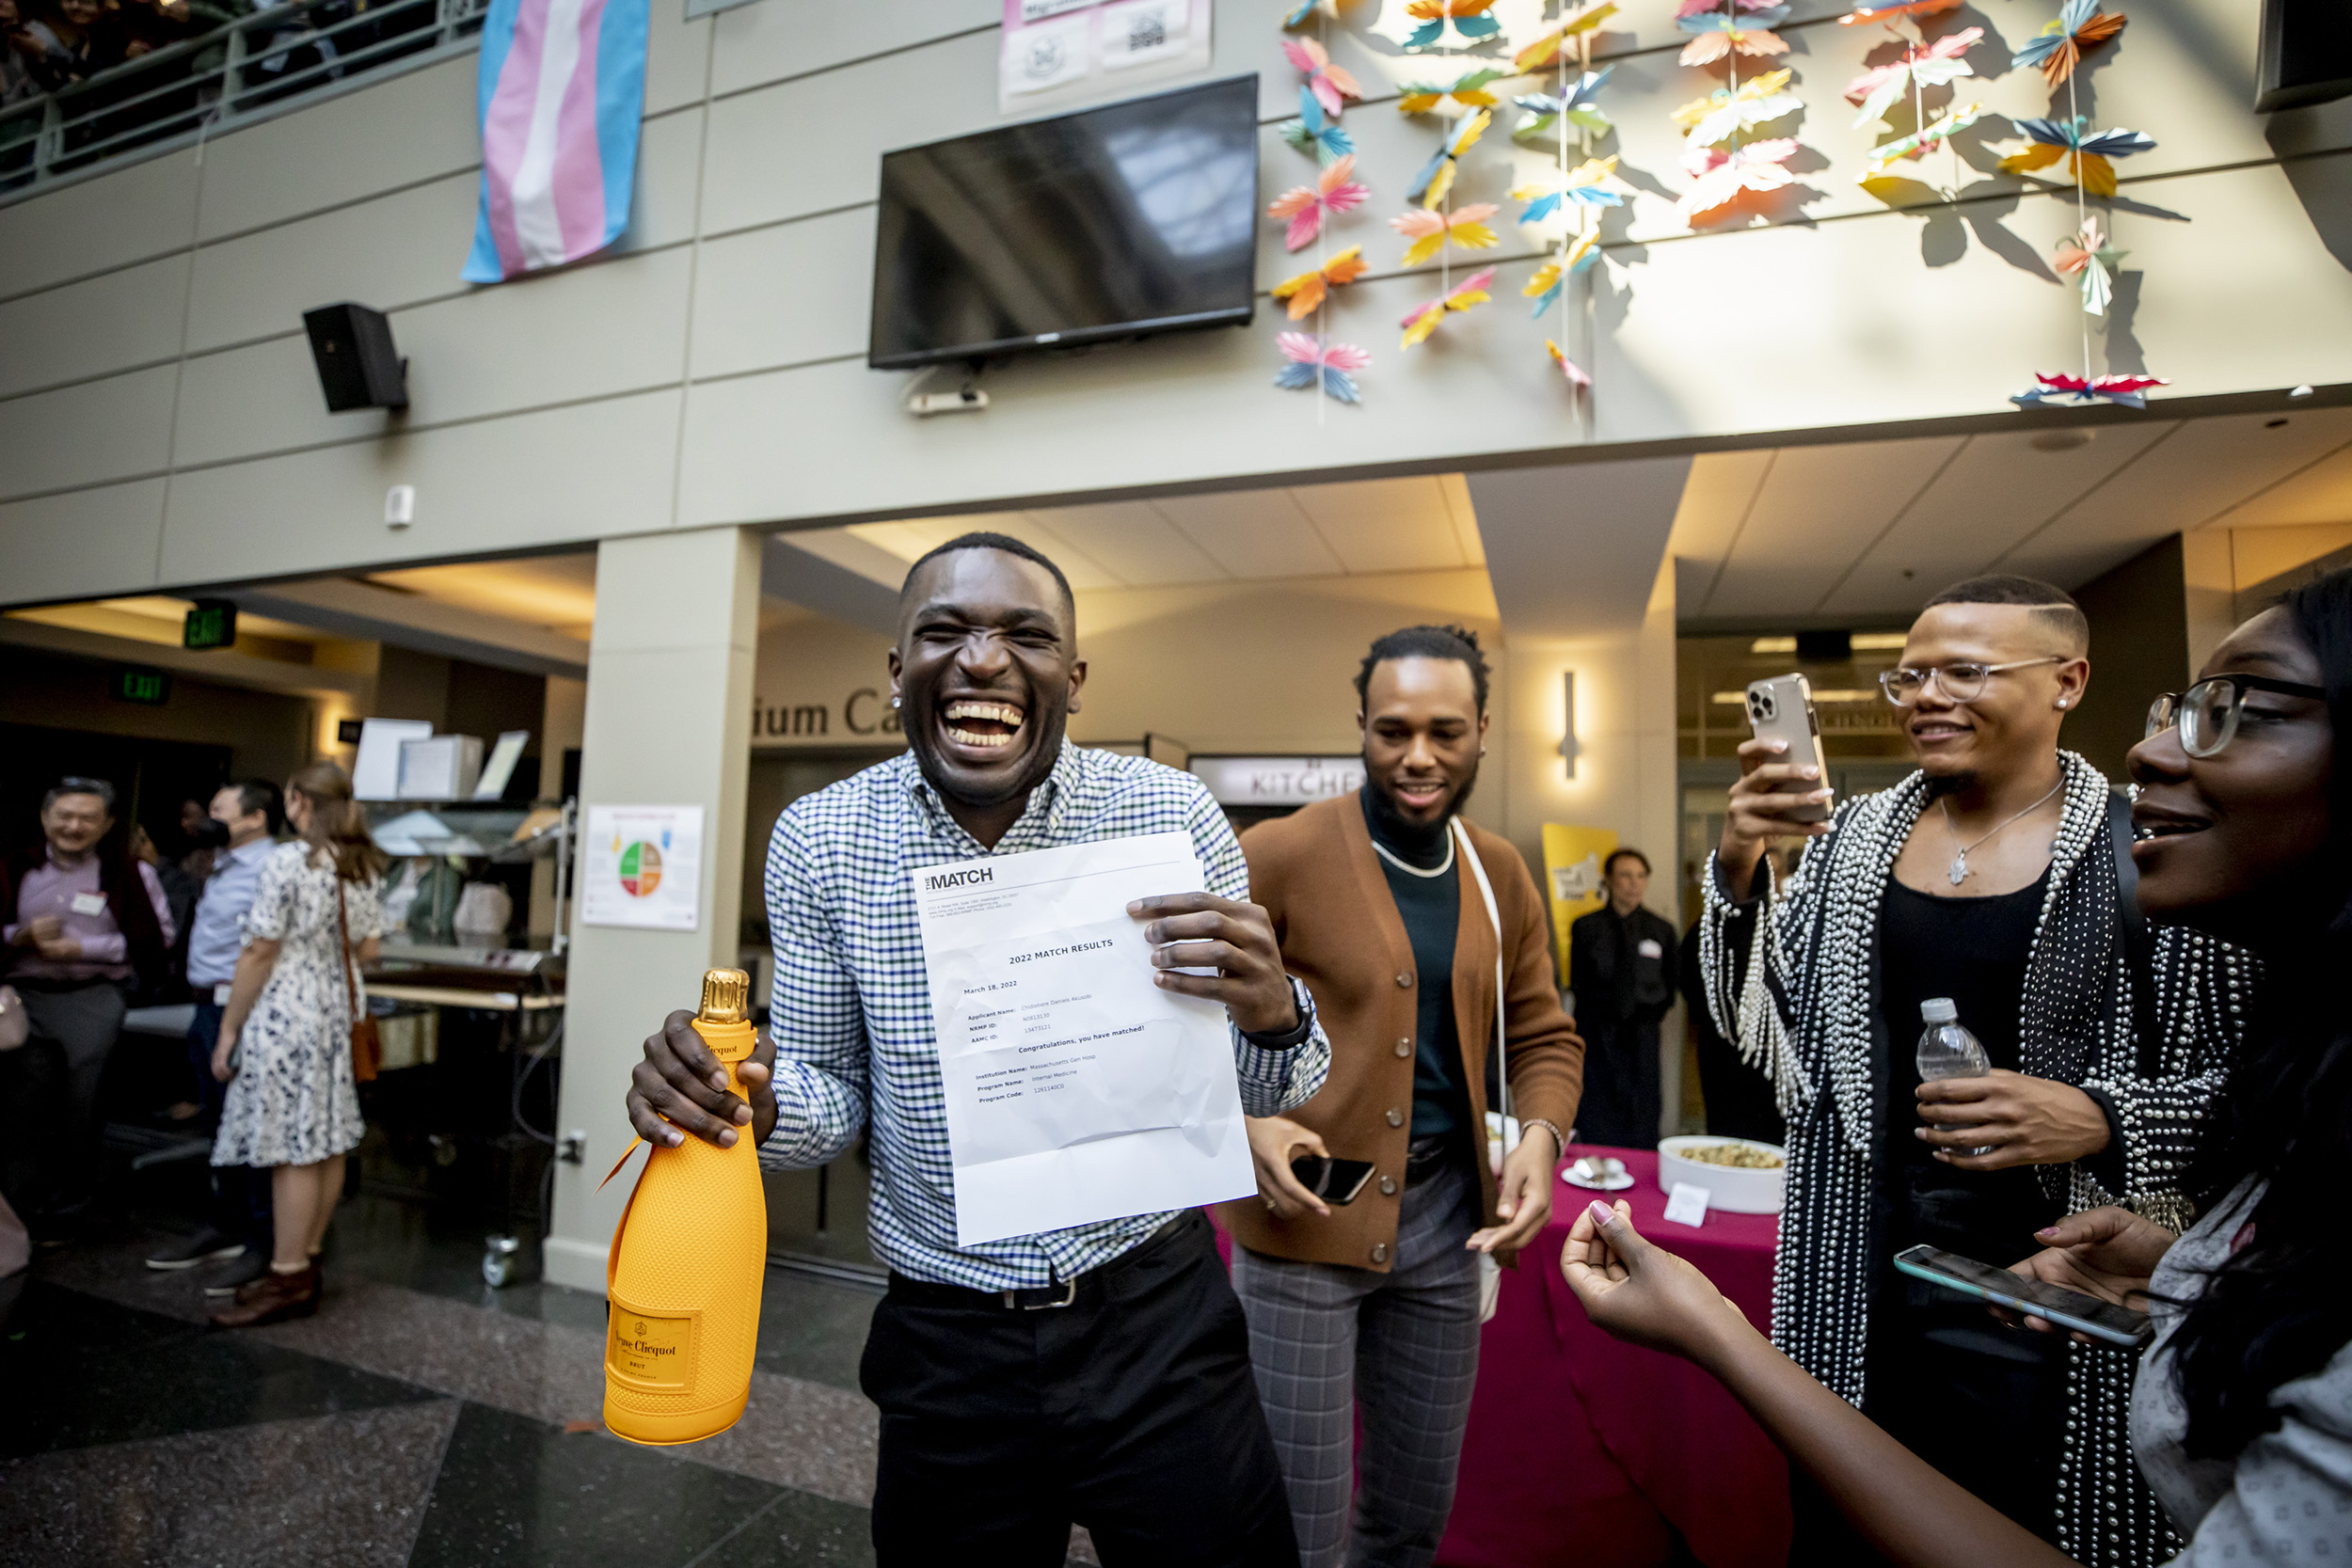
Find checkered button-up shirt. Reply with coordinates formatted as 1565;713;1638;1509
759;742;1330;1291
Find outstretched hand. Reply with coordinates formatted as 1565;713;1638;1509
1127;892;1298;1037
1560;1199;1753;1368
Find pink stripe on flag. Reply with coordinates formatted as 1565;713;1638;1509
548;0;611;258
480;0;552;277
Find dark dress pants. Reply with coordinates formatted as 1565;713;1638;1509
185;1003;272;1245
862;1211;1297;1568
1574;1016;1662;1149
4;980;127;1227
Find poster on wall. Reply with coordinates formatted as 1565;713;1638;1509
998;0;1213;116
580;804;704;931
1542;823;1618;989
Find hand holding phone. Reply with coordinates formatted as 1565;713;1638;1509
1290;1154;1376;1208
1893;1244;2153;1347
1720;673;1836;894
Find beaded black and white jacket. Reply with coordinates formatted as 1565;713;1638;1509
1700;752;2258;1564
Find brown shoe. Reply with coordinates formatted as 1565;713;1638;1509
210;1264;320;1328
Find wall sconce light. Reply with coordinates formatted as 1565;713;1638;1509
1557;671;1581;779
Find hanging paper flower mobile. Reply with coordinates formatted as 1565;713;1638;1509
1402;0;1501;51
1399;267;1496;347
1391;203;1501;266
1514;69;1614;140
2010;371;2167;409
1406;107;1493;207
1678;139;1800;221
1845;29;1979;127
1510;155;1628;225
1858;102;1983;177
1397;68;1505;115
1672;69;1801;148
1514;1;1617;72
1676;6;1791;67
1837;0;1962;20
1999;116;2154;198
1547;340;1595;388
1271;247;1370;320
1279;90;1355;166
2013;0;2126;87
1268;154;1370;250
1282;38;1360;119
1282;0;1329;25
1275;332;1372;403
1521;230;1601;316
2053;217;2122;314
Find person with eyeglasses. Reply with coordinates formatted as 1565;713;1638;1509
1695;576;2255;1563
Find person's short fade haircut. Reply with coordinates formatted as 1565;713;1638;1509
1355;625;1491;714
230;778;284;833
1603;847;1651;878
43;776;116;815
1922;574;2090;654
900;531;1076;620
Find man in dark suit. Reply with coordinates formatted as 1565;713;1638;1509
1568;848;1677;1148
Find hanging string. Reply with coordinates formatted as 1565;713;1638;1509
1316;1;1329;425
2069;65;2090;385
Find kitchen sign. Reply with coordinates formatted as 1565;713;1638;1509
1189;755;1364;808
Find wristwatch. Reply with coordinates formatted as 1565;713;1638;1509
1240;977;1317;1050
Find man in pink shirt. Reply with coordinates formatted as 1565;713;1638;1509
0;777;174;1243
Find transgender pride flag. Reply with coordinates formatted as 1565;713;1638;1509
460;0;648;283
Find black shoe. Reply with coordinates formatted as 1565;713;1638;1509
202;1250;274;1297
147;1229;247;1272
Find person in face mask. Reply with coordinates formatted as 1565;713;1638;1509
1219;625;1585;1568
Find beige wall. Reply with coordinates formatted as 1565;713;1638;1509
0;646;316;784
2;0;2344;609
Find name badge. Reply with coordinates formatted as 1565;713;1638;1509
214;983;233;1006
1637;938;1663;959
70;893;108;917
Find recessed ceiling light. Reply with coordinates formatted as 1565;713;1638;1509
2029;429;2095;452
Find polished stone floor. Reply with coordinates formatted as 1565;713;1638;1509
0;1194;1100;1567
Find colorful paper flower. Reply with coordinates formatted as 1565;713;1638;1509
1510;156;1629;225
1676;6;1791;67
1269;154;1370;251
1282;37;1360;119
1399;267;1496;347
2000;115;2155;198
1846;28;1979;128
2012;0;2126;88
1406;107;1493;208
1403;0;1501;51
1678;138;1800;220
1547;339;1595;387
1391;202;1501;267
1514;1;1617;71
1276;332;1371;402
1270;247;1370;320
1522;231;1602;316
1397;68;1506;116
1514;69;1615;140
1838;0;1963;21
1858;101;1984;175
1672;69;1800;147
1279;87;1355;166
2009;371;2167;409
2054;217;2123;315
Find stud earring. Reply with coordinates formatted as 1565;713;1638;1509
891;696;901;708
2057;699;2069;708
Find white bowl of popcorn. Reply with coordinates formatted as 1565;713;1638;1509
1657;1135;1787;1215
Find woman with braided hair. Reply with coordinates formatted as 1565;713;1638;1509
1565;566;2352;1565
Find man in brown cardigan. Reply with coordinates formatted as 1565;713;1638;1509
1217;626;1584;1568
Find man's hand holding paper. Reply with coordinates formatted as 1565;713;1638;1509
914;830;1293;1244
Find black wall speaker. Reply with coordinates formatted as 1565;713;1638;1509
302;303;409;413
2258;0;2352;111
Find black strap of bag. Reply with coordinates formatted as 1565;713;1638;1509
2107;791;2162;1079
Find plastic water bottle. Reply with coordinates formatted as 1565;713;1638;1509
1915;998;1994;1158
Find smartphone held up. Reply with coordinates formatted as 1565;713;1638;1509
1745;673;1832;825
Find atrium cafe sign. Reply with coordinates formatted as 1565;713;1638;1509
1190;755;1364;807
751;689;904;745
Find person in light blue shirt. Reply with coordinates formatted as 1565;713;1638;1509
629;532;1331;1566
146;779;281;1288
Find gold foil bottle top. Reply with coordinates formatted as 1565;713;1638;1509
698;968;750;1024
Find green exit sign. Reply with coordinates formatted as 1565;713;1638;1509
183;599;237;650
113;666;171;705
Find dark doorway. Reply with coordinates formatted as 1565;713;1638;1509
0;721;232;861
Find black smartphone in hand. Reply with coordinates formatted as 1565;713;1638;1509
1290;1154;1376;1206
1893;1244;2152;1347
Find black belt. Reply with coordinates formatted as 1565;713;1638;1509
1404;1133;1459;1188
888;1212;1195;1311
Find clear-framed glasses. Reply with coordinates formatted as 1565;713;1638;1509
1878;656;2066;707
2143;673;2327;758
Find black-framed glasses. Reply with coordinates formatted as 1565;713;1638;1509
1878;657;2065;707
2144;673;2328;758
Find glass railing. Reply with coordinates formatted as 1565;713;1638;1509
1;0;489;198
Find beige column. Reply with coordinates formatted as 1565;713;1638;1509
544;526;761;1293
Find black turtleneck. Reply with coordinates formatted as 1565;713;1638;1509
1359;786;1470;1143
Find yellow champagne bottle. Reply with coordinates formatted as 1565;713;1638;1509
604;968;767;1446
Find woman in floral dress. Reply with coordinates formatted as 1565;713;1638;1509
207;760;386;1327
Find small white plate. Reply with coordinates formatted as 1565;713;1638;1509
1563;1158;1635;1192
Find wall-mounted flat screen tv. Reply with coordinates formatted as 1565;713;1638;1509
868;75;1260;371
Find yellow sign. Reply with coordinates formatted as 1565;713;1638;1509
605;1303;696;1391
1541;824;1619;988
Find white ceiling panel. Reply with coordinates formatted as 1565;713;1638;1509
2206;427;2352;530
1152;489;1346;579
1668;450;1774;569
1019;502;1226;587
1700;437;1963;619
1289;476;1473;575
1437;474;1485;568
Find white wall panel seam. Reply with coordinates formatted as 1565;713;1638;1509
698;23;1000;111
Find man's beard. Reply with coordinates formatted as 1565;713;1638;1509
1361;753;1479;853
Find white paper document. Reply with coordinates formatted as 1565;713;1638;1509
911;830;1257;1245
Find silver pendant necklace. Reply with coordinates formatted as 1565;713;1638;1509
1939;779;2062;886
1372;832;1456;879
